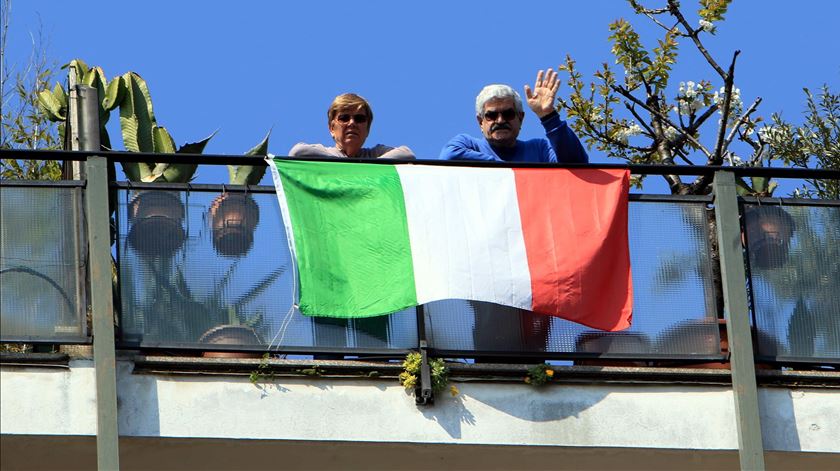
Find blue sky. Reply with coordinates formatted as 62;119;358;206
5;0;839;190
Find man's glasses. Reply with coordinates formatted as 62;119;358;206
336;113;369;124
483;108;517;122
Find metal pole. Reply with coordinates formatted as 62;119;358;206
76;85;101;153
713;170;765;471
415;305;434;405
79;83;120;470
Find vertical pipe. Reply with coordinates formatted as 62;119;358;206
78;84;120;470
713;170;765;471
76;85;101;153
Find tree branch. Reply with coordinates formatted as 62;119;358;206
625;102;656;137
672;146;696;165
613;84;713;158
567;98;651;153
692;103;720;130
712;50;740;163
667;0;727;79
641;12;676;33
722;96;762;151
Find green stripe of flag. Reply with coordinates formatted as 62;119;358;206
274;160;418;317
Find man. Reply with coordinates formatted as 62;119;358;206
743;206;800;357
439;69;588;163
438;70;589;358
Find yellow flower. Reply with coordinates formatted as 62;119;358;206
524;377;531;384
546;369;554;377
449;385;460;397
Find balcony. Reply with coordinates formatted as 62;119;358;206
2;150;839;470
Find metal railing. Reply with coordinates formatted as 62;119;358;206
1;149;838;367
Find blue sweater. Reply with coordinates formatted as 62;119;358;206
438;112;589;163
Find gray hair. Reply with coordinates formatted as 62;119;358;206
475;84;524;117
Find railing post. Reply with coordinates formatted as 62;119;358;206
415;304;434;405
713;170;765;471
79;83;120;470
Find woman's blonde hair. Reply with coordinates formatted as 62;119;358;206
327;93;373;130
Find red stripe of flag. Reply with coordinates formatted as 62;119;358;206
513;168;632;331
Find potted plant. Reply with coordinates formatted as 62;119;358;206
199;324;263;359
38;61;212;257
138;259;284;353
208;132;271;257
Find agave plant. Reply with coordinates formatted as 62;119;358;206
37;59;121;149
37;58;214;183
39;59;272;259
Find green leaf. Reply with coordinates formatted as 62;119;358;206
161;163;199;183
152;126;177;153
735;177;754;196
228;130;271;185
53;83;68;109
141;163;172;182
147;125;200;182
83;67;111;126
103;76;124;111
119;73;156;152
63;59;90;81
126;72;156;124
699;0;731;23
177;130;217;155
119;114;142;152
120;161;154;182
36;89;66;121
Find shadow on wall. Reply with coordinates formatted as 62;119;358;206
420;383;608;439
116;361;160;437
760;389;803;452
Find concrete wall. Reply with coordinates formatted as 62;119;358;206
2;359;839;457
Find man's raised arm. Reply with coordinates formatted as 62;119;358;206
526;69;589;164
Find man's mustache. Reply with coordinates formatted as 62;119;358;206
490;123;511;132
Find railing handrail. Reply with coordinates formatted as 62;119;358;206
2;148;839;180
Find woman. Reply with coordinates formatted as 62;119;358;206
288;93;412;354
289;93;414;159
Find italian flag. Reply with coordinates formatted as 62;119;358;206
267;158;632;332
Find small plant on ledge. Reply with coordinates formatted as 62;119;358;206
399;352;456;397
249;353;274;385
525;364;555;386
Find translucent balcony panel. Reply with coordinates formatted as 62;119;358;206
745;203;840;363
116;188;416;352
0;184;87;342
425;200;721;359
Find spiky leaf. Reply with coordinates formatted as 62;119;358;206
228;130;271;185
177;130;217;155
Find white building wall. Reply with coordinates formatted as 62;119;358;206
2;360;838;454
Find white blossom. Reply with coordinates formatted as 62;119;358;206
663;125;679;142
713;86;741;107
615;122;643;145
758;125;785;142
675;80;706;116
698;19;716;33
727;152;744;166
713;86;743;120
